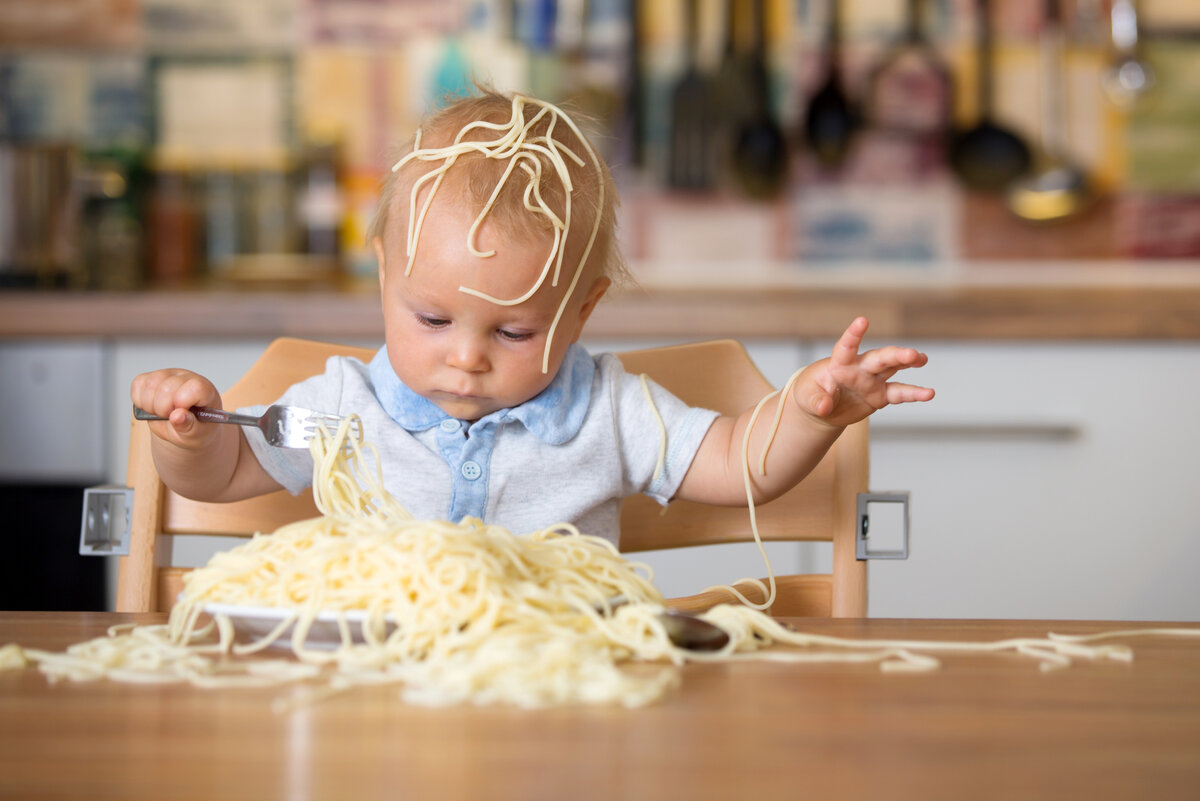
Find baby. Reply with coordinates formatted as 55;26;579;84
131;89;933;544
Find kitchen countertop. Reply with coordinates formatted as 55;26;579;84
4;262;1200;341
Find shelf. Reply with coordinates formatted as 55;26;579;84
4;264;1200;341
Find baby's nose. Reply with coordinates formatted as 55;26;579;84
446;336;489;371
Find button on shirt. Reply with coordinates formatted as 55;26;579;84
241;344;719;545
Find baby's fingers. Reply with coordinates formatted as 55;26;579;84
859;345;929;375
155;374;213;415
800;382;839;420
830;317;870;366
885;382;935;405
131;369;220;442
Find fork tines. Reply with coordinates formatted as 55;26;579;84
302;413;360;442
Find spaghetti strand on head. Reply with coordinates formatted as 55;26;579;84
390;94;605;374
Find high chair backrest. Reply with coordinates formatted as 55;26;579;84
118;337;867;617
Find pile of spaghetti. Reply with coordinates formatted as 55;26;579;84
5;417;1192;708
14;420;696;707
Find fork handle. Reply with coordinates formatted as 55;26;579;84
133;405;258;426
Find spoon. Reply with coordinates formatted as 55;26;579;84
1006;0;1090;222
603;596;731;652
658;608;732;651
948;0;1032;190
1102;0;1155;109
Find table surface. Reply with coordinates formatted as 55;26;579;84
2;613;1199;801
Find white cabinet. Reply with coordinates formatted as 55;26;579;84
864;341;1200;621
0;340;107;483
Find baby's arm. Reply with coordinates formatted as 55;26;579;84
130;369;283;502
675;317;934;505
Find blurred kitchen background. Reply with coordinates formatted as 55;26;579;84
3;0;1200;288
3;0;1200;619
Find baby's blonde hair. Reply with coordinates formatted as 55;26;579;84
369;89;628;291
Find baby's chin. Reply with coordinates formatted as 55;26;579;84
427;393;505;423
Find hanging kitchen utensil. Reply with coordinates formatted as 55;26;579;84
732;0;789;196
714;0;752;180
668;0;716;190
1006;0;1091;222
801;0;859;169
865;0;953;138
948;0;1032;191
1102;0;1155;109
626;0;646;168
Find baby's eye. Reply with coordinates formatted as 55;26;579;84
497;328;533;342
416;314;450;330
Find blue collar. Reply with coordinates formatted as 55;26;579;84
367;343;595;444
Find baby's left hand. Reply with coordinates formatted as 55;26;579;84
793;317;934;428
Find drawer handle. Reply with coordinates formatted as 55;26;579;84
872;422;1082;441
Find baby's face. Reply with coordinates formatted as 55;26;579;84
374;202;607;421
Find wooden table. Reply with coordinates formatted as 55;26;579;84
2;613;1198;801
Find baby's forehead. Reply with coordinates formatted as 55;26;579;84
400;244;576;317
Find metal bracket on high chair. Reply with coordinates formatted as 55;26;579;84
79;485;133;556
856;492;910;560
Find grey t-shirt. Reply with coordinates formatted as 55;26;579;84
242;344;718;546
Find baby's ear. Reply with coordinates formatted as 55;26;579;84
572;276;611;336
373;237;387;291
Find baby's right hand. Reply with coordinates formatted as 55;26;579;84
130;369;224;449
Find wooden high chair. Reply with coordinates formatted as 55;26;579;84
117;337;885;617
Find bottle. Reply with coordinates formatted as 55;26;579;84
80;146;145;289
297;139;343;262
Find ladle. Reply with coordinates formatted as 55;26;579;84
1006;0;1090;222
668;0;716;190
732;0;789;197
1102;0;1155;109
948;0;1031;190
802;0;859;168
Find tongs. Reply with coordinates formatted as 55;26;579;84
133;404;353;449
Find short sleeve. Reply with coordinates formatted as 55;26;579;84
602;354;719;506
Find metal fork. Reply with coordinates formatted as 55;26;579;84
133;404;352;449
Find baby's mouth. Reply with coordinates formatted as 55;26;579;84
437;389;485;402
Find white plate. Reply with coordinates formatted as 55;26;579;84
203;602;395;650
